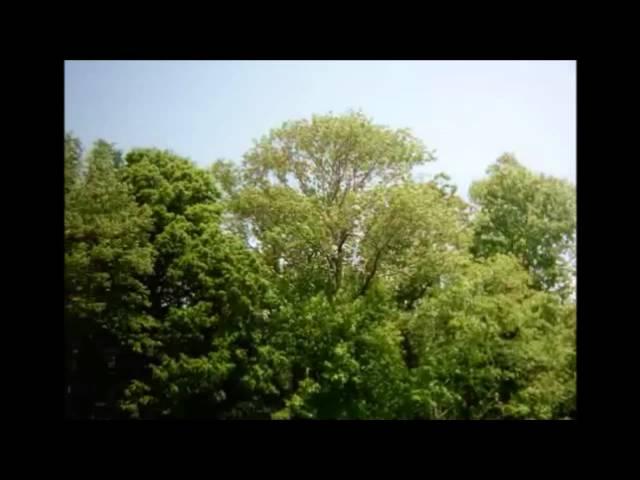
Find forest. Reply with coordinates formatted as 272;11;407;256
64;111;576;420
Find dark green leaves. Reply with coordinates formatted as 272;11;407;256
65;118;575;420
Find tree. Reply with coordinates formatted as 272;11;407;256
65;137;155;418
406;254;575;419
264;291;413;419
469;154;576;297
210;159;242;198
120;220;282;418
64;133;82;195
119;149;283;419
229;112;481;419
233;111;468;303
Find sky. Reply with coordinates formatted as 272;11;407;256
64;60;576;199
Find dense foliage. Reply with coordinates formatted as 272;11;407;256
65;112;576;419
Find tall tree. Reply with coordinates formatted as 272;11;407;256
469;154;576;296
234;111;468;303
65;137;155;418
230;113;477;419
64;133;82;195
119;149;282;419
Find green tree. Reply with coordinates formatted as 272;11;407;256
264;291;414;419
229;112;476;419
119;149;283;419
64;133;82;195
407;254;575;419
469;154;576;297
65;137;155;417
234;111;468;304
210;159;242;198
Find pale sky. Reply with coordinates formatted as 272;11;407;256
64;60;576;199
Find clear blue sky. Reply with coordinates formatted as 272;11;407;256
65;60;575;199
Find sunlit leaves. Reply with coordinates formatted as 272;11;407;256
66;117;575;420
470;154;576;296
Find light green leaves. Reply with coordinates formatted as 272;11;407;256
67;117;575;420
470;154;576;296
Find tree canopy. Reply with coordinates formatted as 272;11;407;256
65;113;576;420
